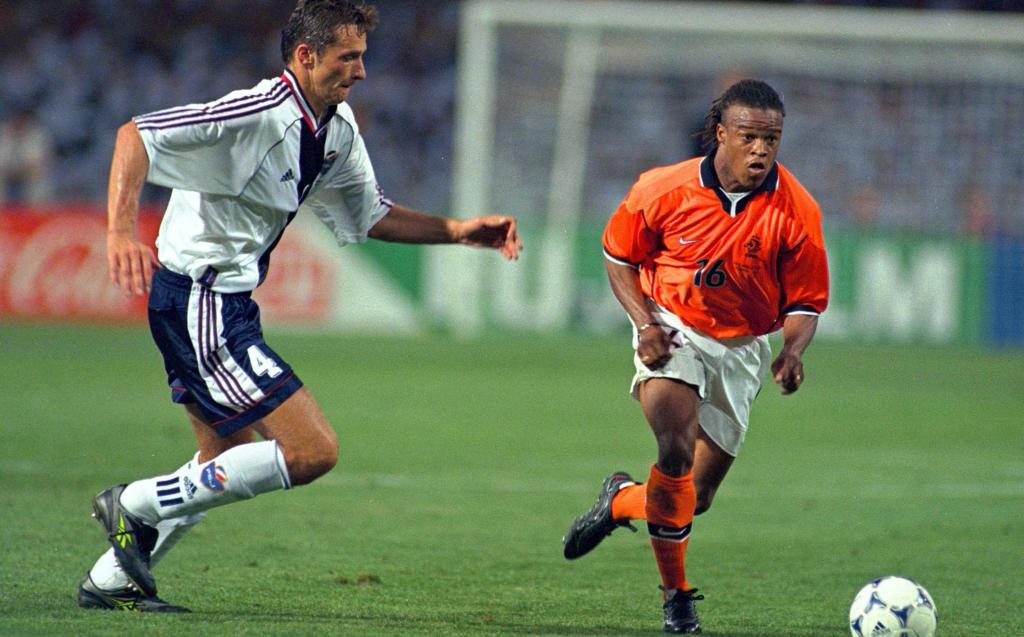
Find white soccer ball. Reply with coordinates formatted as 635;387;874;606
849;576;937;637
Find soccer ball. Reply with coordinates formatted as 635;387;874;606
849;576;937;637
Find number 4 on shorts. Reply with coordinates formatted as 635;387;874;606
248;345;283;378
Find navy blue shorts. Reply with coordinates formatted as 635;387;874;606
147;267;303;437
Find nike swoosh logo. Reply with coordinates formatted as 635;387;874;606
657;527;688;537
679;238;699;245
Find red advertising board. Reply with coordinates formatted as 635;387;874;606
0;207;335;324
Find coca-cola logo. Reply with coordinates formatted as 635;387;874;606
7;216;141;317
0;210;335;324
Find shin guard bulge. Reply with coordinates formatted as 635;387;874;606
645;464;697;593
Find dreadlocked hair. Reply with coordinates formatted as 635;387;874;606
698;79;785;153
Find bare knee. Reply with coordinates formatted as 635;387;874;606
649;402;698;476
694;486;716;516
282;428;338;486
305;429;338;480
254;389;339;486
654;431;695;476
641;379;700;477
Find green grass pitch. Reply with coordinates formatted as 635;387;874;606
0;322;1021;636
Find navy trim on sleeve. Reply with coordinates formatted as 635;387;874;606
782;303;820;315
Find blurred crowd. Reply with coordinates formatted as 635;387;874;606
0;0;1021;238
0;0;460;212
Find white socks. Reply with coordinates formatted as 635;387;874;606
120;440;291;525
88;513;206;590
89;441;291;592
90;452;210;590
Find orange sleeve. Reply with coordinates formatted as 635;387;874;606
777;201;829;317
602;189;659;267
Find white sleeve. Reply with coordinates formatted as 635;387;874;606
305;132;392;246
134;84;287;196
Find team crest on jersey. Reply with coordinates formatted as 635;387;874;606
744;235;762;258
200;462;228;492
320;150;339;175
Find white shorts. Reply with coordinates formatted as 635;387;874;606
630;300;772;457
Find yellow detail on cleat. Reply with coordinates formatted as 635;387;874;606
115;513;131;549
112;598;137;611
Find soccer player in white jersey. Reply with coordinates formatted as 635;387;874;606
78;0;522;612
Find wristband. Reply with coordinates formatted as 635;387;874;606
637;322;659;333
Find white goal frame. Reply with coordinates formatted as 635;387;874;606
428;0;1024;333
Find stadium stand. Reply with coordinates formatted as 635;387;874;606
0;0;1020;236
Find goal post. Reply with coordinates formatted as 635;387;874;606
428;0;1024;340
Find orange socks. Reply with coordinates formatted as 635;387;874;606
611;482;647;521
607;465;698;592
645;464;696;593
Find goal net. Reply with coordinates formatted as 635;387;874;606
429;0;1024;335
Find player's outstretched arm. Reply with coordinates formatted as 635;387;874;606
368;204;522;260
107;120;159;296
771;313;819;395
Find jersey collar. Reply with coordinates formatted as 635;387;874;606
281;69;336;134
698;150;779;216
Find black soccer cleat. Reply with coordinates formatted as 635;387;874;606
562;470;639;560
91;484;159;597
662;587;704;634
77;574;190;613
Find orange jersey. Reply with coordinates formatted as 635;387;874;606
603;155;829;338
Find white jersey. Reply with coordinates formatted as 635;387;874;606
135;69;392;293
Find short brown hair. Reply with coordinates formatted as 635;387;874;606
280;0;379;63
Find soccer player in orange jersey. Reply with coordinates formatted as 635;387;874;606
562;79;828;634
